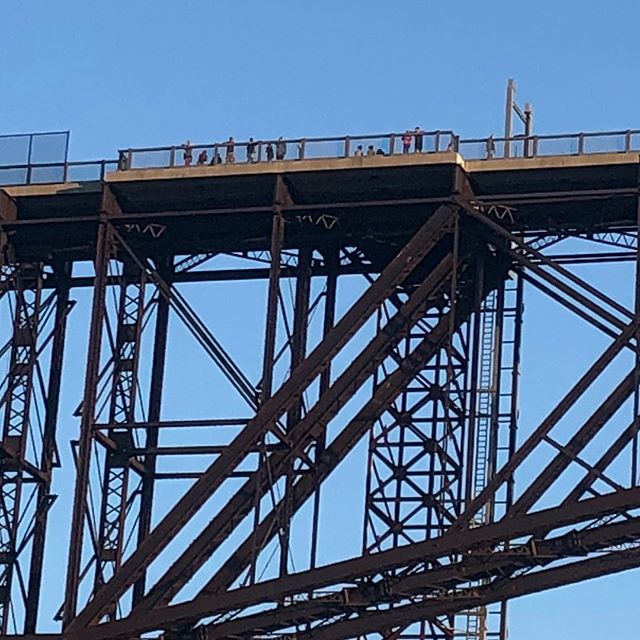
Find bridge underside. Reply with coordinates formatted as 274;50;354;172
0;151;639;640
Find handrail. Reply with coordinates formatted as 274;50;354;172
1;127;640;187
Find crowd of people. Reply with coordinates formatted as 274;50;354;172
178;126;428;167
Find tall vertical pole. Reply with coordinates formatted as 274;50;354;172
504;79;516;159
24;262;71;633
632;186;640;487
261;176;286;401
249;176;286;582
133;258;172;606
279;246;312;577
63;218;111;628
309;246;338;570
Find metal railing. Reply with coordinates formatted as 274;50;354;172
0;160;118;187
2;128;640;187
116;130;457;171
458;129;640;160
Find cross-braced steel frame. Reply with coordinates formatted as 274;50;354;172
0;153;640;640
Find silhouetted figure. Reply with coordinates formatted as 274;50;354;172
266;143;275;161
182;140;193;166
414;126;424;152
486;135;496;159
354;145;363;157
247;137;257;163
197;150;208;165
376;148;386;155
401;131;411;154
226;137;236;163
366;145;375;156
276;137;286;160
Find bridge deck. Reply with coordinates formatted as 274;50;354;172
1;150;639;264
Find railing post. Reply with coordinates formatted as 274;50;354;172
169;147;176;168
625;130;631;153
63;162;69;182
389;135;395;155
257;142;263;163
578;134;585;156
344;137;350;158
127;149;133;170
435;131;441;153
532;136;539;157
300;140;306;160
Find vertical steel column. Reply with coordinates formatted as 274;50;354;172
250;176;286;582
132;258;172;606
0;263;43;634
309;246;338;571
94;261;146;605
24;262;71;634
63;218;111;627
279;247;312;577
632;187;640;486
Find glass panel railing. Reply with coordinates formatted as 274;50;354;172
0;137;30;166
30;165;66;184
66;163;104;182
30;132;69;164
582;133;626;154
303;139;344;160
130;149;173;169
630;133;640;152
535;136;580;156
458;141;488;159
0;167;28;186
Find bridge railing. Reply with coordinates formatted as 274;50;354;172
0;160;118;187
117;130;457;170
3;129;640;188
458;129;640;160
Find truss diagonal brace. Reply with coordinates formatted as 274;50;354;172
67;204;458;630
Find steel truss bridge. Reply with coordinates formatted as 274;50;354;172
0;127;640;639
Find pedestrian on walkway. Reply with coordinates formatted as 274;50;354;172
226;136;236;163
354;145;364;157
414;126;424;152
366;145;375;156
402;131;412;154
247;137;257;163
276;137;287;160
265;143;275;161
182;140;193;166
197;149;208;165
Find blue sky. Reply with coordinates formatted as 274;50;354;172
2;1;640;638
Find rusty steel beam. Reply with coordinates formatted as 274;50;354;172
198;517;640;639
133;252;458;611
63;214;112;627
24;262;72;634
66;205;458;630
283;549;640;640
76;486;640;640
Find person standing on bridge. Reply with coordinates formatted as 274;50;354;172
265;142;274;161
182;140;193;166
226;136;236;164
197;149;208;165
354;145;364;157
402;130;412;154
247;137;257;163
414;126;424;153
276;137;287;160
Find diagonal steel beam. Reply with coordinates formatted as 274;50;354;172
135;252;458;611
285;548;640;640
75;486;640;640
452;321;635;532
199;517;640;639
67;205;458;630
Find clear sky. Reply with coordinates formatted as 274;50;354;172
2;1;640;638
